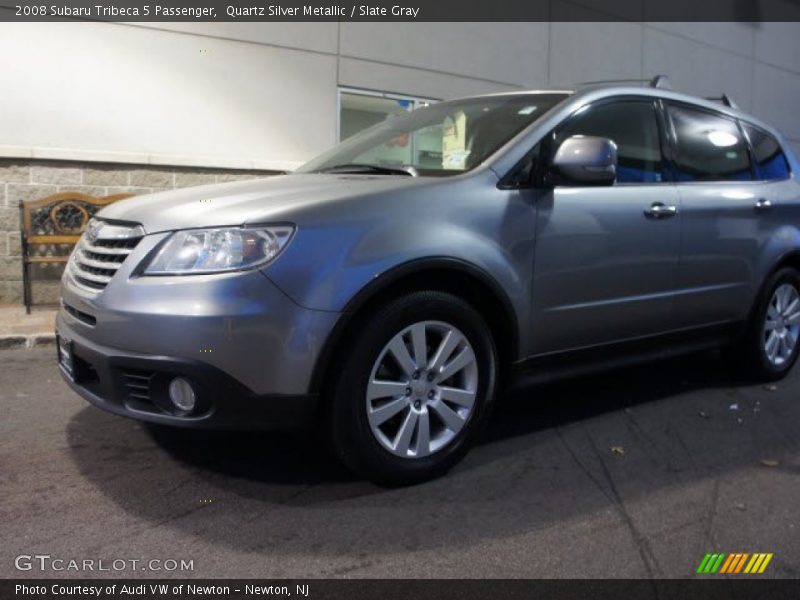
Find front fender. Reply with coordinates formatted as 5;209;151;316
266;221;526;309
261;185;536;340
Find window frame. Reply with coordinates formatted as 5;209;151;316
738;120;793;182
662;100;758;184
336;87;439;143
500;95;673;189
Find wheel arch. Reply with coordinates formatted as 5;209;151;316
746;248;800;325
307;257;520;397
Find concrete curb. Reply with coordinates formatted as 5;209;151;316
0;333;56;349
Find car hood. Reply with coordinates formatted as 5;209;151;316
97;173;431;234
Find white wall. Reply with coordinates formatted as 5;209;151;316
1;20;799;169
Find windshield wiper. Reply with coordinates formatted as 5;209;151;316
316;163;417;177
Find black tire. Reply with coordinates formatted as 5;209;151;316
737;267;800;381
330;290;498;485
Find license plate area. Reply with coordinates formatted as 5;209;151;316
57;334;75;380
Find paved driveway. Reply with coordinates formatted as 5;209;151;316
1;347;798;578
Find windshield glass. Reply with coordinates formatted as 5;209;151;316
297;93;570;177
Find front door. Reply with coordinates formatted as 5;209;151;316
530;98;682;355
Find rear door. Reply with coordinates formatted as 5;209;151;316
665;103;763;327
530;98;682;355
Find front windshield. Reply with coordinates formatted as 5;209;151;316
297;93;570;177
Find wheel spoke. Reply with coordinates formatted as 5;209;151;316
777;286;788;312
430;399;465;432
393;409;419;455
368;396;408;426
367;379;409;401
409;323;428;370
787;329;799;355
783;297;800;318
765;319;778;332
437;346;475;382
387;336;416;378
439;385;476;408
786;310;800;325
415;409;431;457
429;329;463;372
767;304;779;321
766;332;780;361
779;336;791;359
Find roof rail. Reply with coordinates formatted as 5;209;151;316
649;75;672;90
704;94;739;109
576;75;673;90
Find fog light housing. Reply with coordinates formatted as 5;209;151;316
168;377;196;413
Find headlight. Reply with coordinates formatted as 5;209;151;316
144;225;294;275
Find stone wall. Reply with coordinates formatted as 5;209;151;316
0;159;279;306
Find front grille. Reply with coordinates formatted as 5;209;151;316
121;370;155;402
69;220;144;292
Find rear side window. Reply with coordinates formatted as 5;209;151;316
554;100;667;184
742;123;791;181
667;104;753;182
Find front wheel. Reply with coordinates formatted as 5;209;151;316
330;291;498;485
738;267;800;380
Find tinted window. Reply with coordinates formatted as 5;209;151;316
667;104;752;182
743;123;791;181
554;100;667;184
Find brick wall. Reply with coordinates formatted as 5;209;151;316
0;159;279;306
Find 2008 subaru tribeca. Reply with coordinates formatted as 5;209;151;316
57;80;800;484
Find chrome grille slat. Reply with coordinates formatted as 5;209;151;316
68;220;143;292
72;266;112;284
75;250;124;271
80;241;135;255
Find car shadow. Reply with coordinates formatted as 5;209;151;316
65;350;800;557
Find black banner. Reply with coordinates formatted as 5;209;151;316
3;580;800;600
2;0;800;22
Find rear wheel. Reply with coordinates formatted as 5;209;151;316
739;268;800;380
330;290;498;485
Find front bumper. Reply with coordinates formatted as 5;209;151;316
56;331;316;429
57;261;340;429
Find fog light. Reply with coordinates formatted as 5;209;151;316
168;377;196;412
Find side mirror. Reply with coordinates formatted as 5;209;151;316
550;135;617;186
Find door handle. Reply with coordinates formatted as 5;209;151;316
755;198;772;211
644;202;678;219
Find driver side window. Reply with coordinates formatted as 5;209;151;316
553;100;668;184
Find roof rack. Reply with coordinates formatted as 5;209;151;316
649;75;672;89
704;94;739;109
576;75;673;90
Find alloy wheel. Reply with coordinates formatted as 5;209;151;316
763;282;800;366
365;320;479;459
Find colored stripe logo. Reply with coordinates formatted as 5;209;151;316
696;553;773;574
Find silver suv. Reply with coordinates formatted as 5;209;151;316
57;79;800;484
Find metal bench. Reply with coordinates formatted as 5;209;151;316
19;191;132;313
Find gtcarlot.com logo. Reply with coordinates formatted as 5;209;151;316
696;552;773;575
15;554;194;572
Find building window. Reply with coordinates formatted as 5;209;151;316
338;88;437;142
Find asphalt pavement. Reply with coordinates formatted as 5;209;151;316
1;347;799;578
